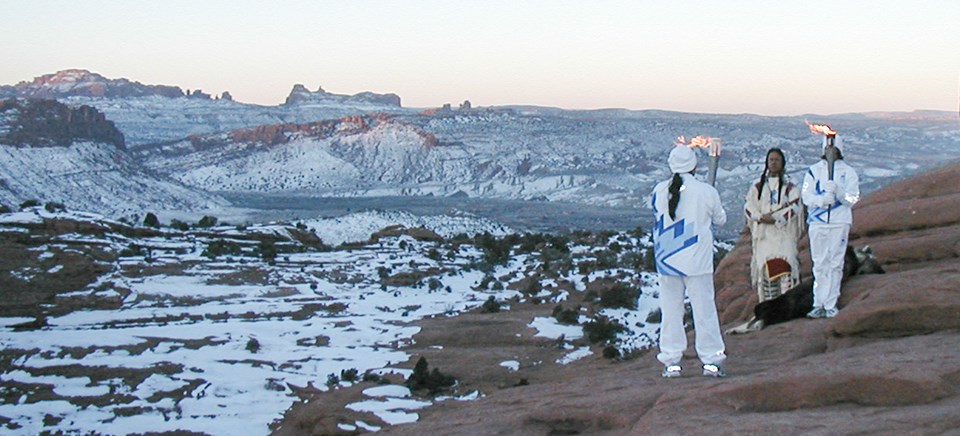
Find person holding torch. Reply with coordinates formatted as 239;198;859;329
801;132;861;318
650;145;727;377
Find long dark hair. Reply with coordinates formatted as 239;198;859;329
668;173;683;220
756;147;786;203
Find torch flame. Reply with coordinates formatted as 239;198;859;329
674;135;721;156
805;120;837;137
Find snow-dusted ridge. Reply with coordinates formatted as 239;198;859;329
302;209;512;246
0;141;225;216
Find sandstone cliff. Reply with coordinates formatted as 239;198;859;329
0;98;125;149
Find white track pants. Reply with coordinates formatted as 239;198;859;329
808;223;850;311
656;274;726;367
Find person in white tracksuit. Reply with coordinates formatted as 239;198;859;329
650;145;727;378
801;135;861;319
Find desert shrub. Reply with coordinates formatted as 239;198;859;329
539;245;570;264
582;289;599;303
203;239;244;259
406;357;456;395
119;243;147;257
517;232;546;253
326;374;340;387
362;371;382;383
44;201;66;213
197;215;218;228
546;234;570;254
481;296;501;313
257;240;277;261
340;368;359;383
478;275;496;289
491;281;504;291
427;277;443;292
643;248;656;272
577;260;594;276
568;229;594;245
592;249;619;269
382;270;431;287
520;276;542;295
246;337;261;353
621;251;645;271
475;232;513;266
169;219;190;231
583;316;625;344
552;305;579;325
449;233;471;244
467;260;493;273
540;254;573;278
602;345;621;359
608;241;622;253
142;212;160;228
628;226;645;239
0;204;10;214
599;282;639;309
426;247;442;261
19;199;41;209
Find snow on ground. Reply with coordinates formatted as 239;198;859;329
0;234;499;434
0;209;664;435
302;209;512;246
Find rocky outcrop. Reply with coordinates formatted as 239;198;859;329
283;83;401;107
162;114;436;152
0;98;125;149
299;160;960;435
0;69;183;99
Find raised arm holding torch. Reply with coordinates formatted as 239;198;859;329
675;135;721;187
806;122;838;222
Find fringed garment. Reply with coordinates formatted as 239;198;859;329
744;176;804;302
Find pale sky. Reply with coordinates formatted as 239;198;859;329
3;0;959;115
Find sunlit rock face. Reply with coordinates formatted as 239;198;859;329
283;83;401;107
0;69;184;99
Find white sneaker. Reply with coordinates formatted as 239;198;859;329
661;364;682;378
806;307;826;318
824;308;839;318
702;363;726;378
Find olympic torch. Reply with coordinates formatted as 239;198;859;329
675;135;721;187
707;138;721;187
824;133;838;181
806;121;838;222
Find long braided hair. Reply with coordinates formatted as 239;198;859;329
668;173;684;220
756;147;787;204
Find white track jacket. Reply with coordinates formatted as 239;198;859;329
801;160;860;225
650;173;727;276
